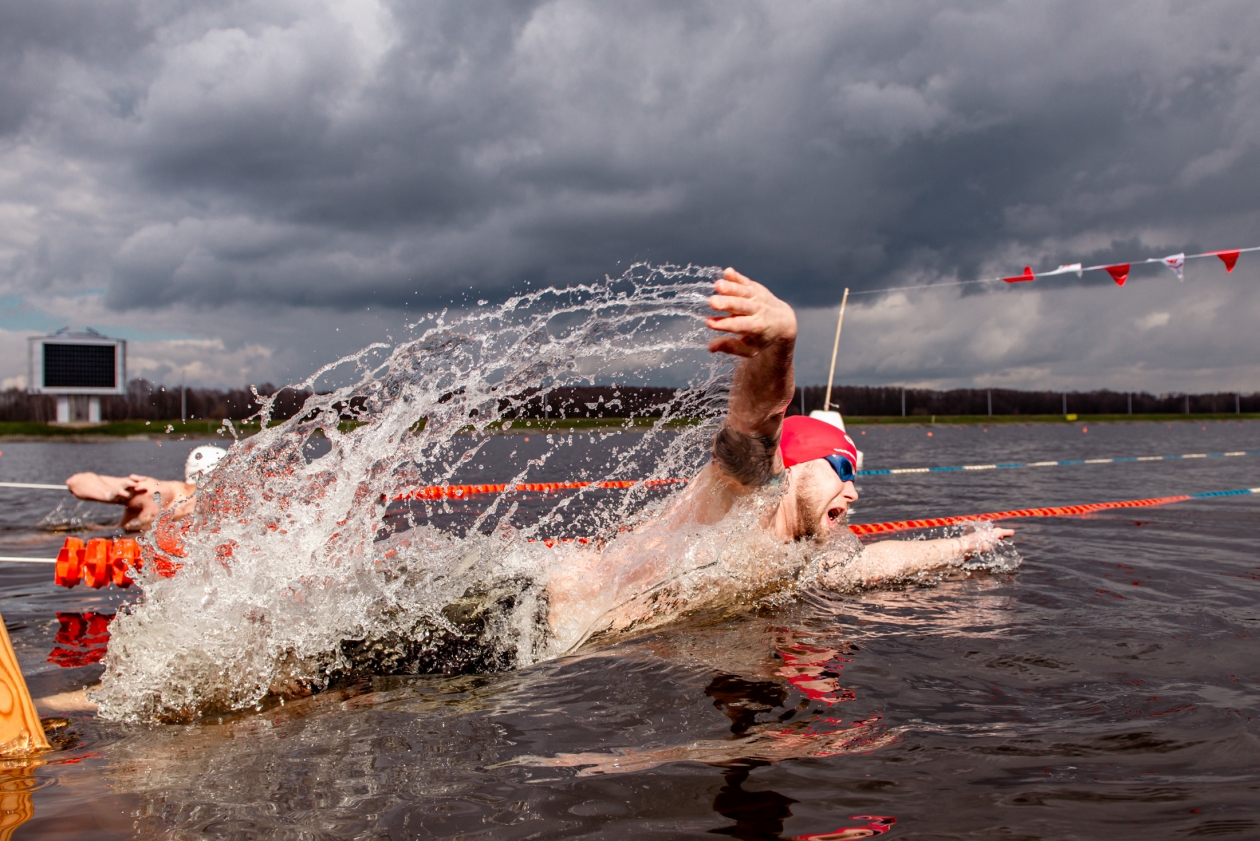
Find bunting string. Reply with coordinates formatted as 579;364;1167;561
848;244;1259;296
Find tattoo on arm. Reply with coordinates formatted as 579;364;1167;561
712;425;781;487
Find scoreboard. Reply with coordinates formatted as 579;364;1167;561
28;331;127;395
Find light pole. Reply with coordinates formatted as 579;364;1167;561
823;288;850;413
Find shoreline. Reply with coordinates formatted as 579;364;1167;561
1;413;1256;441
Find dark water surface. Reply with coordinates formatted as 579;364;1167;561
1;421;1258;839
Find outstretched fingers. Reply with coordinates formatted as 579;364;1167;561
708;335;757;358
704;266;797;357
709;294;757;316
705;313;758;334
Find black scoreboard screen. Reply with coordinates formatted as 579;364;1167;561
42;343;118;389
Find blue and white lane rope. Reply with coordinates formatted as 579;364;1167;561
857;449;1260;477
3;449;1258;498
4;486;1260;563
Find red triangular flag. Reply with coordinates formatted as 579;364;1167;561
1217;250;1240;273
1105;264;1130;286
1003;266;1035;283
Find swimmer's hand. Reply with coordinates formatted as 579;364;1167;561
706;268;797;358
123;475;164;502
960;526;1014;557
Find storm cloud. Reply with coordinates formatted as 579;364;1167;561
2;0;1258;389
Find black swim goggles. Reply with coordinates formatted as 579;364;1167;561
823;454;856;483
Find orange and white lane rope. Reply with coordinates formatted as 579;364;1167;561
10;486;1259;577
847;487;1260;536
392;478;687;501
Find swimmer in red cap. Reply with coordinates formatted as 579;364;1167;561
678;268;1013;586
542;268;1016;655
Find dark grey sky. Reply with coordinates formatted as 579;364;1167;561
2;0;1257;391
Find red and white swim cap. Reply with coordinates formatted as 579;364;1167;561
779;415;858;469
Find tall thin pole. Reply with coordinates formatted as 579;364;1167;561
901;387;906;417
1062;393;1067;415
1127;393;1132;415
823;288;850;412
987;389;992;416
180;367;187;424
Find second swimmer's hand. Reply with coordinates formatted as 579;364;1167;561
706;268;797;358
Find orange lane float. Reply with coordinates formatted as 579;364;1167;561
847;493;1194;536
53;532;184;589
55;537;139;589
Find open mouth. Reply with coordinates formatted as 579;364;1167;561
826;506;845;524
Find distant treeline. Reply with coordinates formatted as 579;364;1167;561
0;380;312;423
787;385;1260;417
0;380;1255;423
498;386;687;420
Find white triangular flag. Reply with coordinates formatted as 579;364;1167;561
1041;263;1083;277
1160;253;1185;281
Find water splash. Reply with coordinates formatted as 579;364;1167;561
38;499;111;532
94;264;759;721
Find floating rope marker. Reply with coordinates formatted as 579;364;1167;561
2;486;1256;580
9;446;1260;499
387;449;1260;500
849;487;1260;537
857;449;1260;476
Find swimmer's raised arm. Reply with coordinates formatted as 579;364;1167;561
649;269;797;527
818;528;1015;590
706;268;797;487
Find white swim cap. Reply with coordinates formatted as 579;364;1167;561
185;445;229;484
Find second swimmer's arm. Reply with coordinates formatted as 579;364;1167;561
65;473;136;504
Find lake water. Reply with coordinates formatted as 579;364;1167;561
0;420;1257;839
